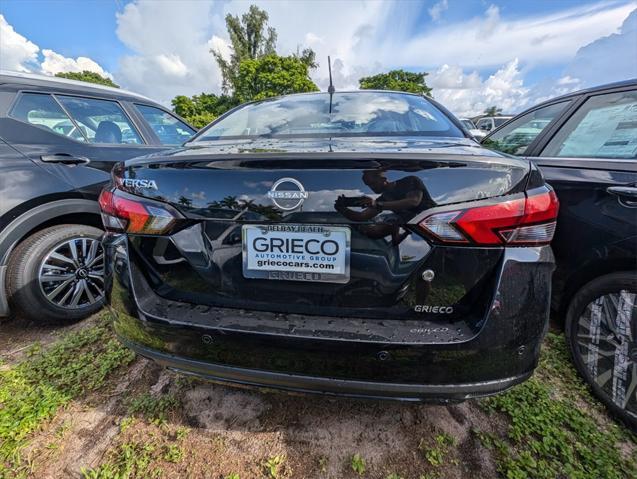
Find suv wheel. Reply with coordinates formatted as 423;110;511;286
565;272;637;429
7;224;105;323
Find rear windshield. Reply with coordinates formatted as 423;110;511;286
192;92;463;141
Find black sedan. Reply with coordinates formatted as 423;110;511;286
102;91;558;402
483;79;637;427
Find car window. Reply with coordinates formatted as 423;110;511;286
541;91;637;159
135;104;196;144
477;119;492;131
482;101;570;155
9;92;86;142
193;92;464;141
56;95;143;145
460;119;476;130
494;117;510;127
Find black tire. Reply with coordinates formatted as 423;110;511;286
7;224;105;324
565;271;637;429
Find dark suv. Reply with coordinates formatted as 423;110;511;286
482;79;637;427
0;71;195;323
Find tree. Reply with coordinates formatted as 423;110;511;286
212;4;277;93
483;106;503;116
358;70;432;96
234;54;319;103
55;70;119;88
171;93;238;128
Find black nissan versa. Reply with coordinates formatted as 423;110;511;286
0;71;195;323
103;91;559;401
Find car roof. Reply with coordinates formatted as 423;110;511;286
530;78;637;109
0;70;155;103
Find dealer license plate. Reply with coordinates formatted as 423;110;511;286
242;224;350;283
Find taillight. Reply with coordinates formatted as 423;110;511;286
418;189;559;246
98;188;181;235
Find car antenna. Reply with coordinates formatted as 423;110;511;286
328;56;335;114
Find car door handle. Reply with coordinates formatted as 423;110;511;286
607;186;637;205
40;153;91;165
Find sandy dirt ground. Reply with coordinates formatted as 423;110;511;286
1;315;634;479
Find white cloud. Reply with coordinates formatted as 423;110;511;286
428;0;448;22
40;49;112;78
564;7;637;87
429;59;530;117
0;14;111;80
115;0;223;104
478;4;500;38
0;14;39;72
394;1;634;69
228;0;405;90
3;0;635;116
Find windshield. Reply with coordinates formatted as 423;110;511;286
460;119;476;129
192;92;463;141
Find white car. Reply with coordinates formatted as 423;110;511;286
459;118;486;140
475;116;513;134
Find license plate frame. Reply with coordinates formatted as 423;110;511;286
242;224;351;284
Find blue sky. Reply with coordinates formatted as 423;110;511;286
1;0;636;115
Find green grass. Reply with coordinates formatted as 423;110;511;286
419;433;456;467
477;332;637;479
128;393;180;423
263;455;285;479
0;314;135;478
81;441;162;479
350;453;366;476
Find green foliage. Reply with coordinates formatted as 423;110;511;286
419;433;456;467
263;455;284;479
128;393;179;423
477;332;637;479
209;3;317;102
386;474;404;479
173;4;318;126
350;453;366;475
0;315;134;476
225;474;240;479
81;441;162;479
212;4;278;93
483;106;503;116
55;70;119;88
171;93;238;129
234;54;319;103
162;444;183;463
20;321;134;397
359;69;432;96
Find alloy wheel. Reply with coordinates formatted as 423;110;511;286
574;290;637;420
38;237;105;309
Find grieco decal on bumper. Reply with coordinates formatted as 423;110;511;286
414;305;454;313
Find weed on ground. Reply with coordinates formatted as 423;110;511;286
476;332;637;479
0;314;134;478
1;316;636;479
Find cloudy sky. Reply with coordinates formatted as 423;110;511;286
1;0;636;116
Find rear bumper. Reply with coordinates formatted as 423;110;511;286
105;234;554;401
124;336;531;401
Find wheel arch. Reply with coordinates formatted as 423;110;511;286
0;199;102;317
0;199;102;266
556;255;637;319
